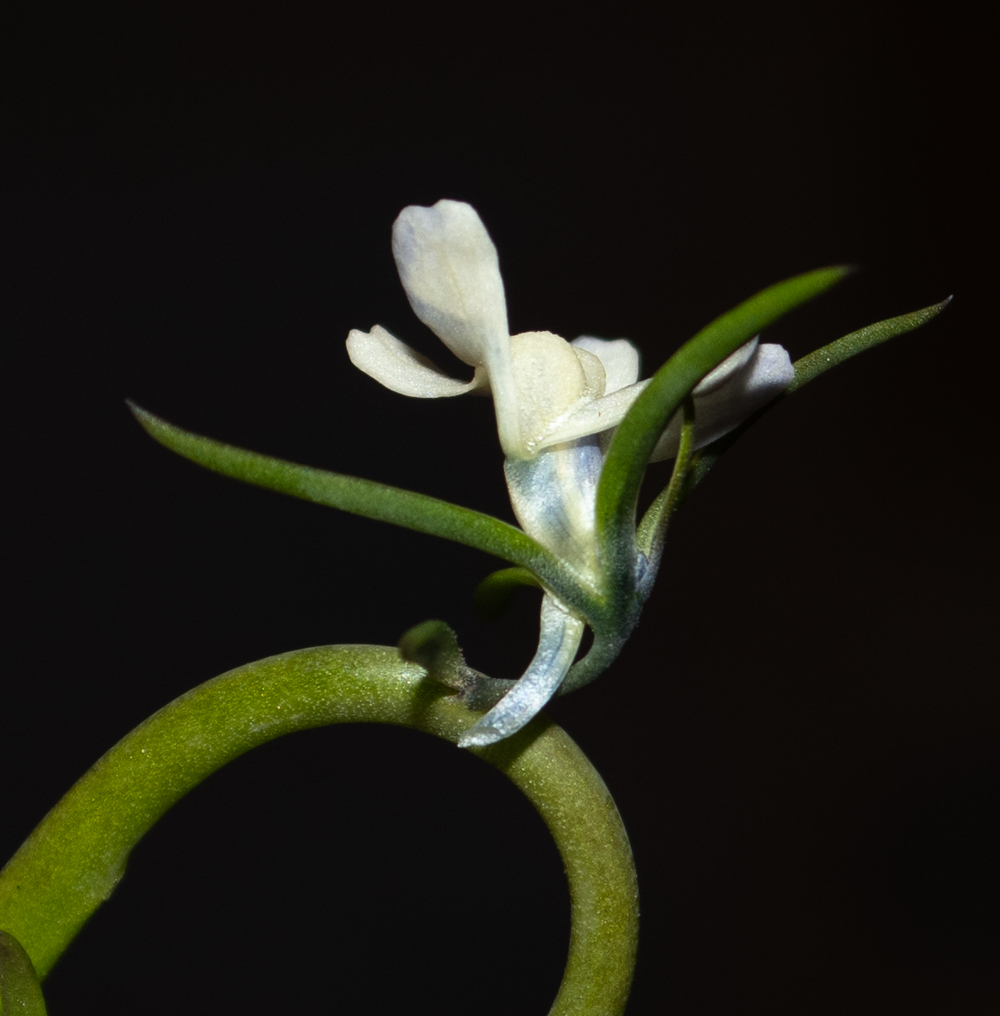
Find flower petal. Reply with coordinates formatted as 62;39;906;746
507;331;605;456
391;200;509;368
649;342;795;461
346;325;486;398
457;594;586;747
535;379;649;448
504;435;604;576
692;337;759;394
571;336;641;394
392;201;523;455
536;340;786;451
574;345;608;401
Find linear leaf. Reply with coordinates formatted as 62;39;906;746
678;297;954;503
635;395;695;563
597;267;851;582
786;297;952;393
129;404;582;598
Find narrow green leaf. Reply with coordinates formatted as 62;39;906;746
129;404;581;602
597;267;851;582
786;297;952;393
636;395;695;561
676;297;954;506
0;931;47;1015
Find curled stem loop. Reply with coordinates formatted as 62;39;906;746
0;645;637;1015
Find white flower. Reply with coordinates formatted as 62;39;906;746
349;200;793;565
347;200;794;744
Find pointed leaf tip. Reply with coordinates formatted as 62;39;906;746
672;294;954;506
788;296;953;393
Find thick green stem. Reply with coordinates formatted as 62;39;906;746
0;645;637;1015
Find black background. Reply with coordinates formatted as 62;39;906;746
2;2;997;1012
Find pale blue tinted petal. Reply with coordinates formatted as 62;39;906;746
458;594;586;747
504;436;604;576
650;342;794;461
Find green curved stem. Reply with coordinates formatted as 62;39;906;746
0;646;637;1015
